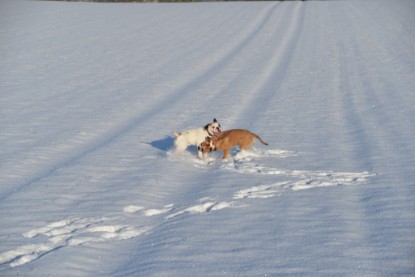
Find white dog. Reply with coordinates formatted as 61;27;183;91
173;118;221;159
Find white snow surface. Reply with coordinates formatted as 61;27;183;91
1;0;414;276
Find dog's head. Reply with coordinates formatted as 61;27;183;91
204;118;221;136
198;136;216;154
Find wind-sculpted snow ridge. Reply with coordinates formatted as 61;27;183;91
0;148;373;269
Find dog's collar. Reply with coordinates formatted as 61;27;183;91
204;125;214;137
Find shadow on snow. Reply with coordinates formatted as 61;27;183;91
148;136;175;152
148;136;198;155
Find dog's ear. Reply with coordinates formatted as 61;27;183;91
213;118;217;123
203;124;209;131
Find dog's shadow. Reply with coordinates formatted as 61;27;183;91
148;136;198;155
149;136;175;152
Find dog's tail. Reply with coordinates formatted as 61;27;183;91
173;131;181;138
253;133;268;146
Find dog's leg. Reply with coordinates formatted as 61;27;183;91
174;137;187;152
222;149;230;159
198;149;205;159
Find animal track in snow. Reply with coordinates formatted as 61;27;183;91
234;182;288;199
222;148;374;199
144;204;174;216
165;200;235;220
0;217;149;268
123;205;144;213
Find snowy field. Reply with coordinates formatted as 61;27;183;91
1;0;414;276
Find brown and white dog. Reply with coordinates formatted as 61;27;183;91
199;129;268;159
173;118;221;159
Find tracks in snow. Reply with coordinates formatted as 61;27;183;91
230;1;305;123
0;148;373;269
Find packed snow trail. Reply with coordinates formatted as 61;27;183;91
1;0;414;276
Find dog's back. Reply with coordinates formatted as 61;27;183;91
215;129;267;146
212;129;267;159
174;127;208;150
